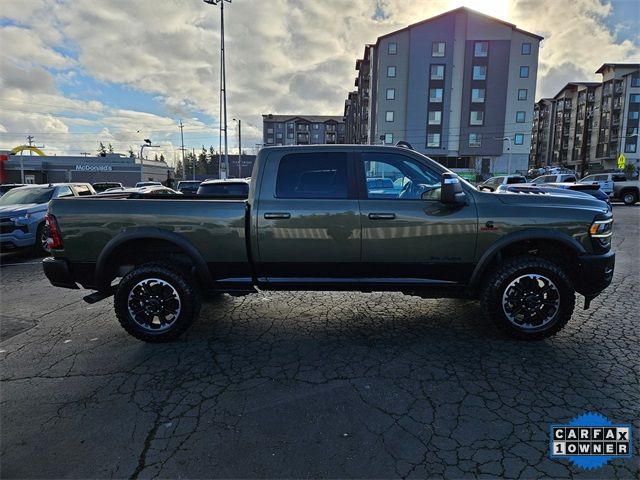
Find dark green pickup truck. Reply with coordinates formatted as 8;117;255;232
43;145;614;342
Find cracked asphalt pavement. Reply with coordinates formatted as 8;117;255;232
1;205;638;479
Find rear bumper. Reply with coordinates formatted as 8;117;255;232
42;257;79;289
575;250;615;297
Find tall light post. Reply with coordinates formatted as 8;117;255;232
580;106;599;178
204;0;231;179
495;136;512;174
139;139;159;183
233;118;241;178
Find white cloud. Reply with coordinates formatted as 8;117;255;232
0;0;639;157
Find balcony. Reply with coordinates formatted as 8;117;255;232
587;93;595;102
615;84;624;94
612;117;620;126
613;100;622;110
296;124;310;132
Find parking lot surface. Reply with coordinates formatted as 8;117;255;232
1;206;638;479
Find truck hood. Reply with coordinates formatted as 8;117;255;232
492;190;609;214
0;203;47;215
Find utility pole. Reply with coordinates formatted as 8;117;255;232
204;0;231;179
178;120;186;179
22;135;44;183
192;147;196;181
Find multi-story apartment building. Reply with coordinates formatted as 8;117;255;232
262;115;346;146
343;7;542;175
529;98;555;167
594;64;640;171
547;82;600;173
528;64;639;175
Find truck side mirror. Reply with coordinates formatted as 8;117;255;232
440;173;467;205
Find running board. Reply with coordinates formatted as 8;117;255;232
83;287;115;304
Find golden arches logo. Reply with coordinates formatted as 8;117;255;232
11;145;45;156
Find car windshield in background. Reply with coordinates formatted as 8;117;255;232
197;183;249;197
0;187;55;206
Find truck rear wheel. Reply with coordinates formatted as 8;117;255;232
114;263;201;342
480;257;575;340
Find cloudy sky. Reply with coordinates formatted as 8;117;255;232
1;0;638;164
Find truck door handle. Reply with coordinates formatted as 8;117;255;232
368;213;396;220
264;212;291;219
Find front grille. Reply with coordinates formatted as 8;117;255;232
0;219;27;234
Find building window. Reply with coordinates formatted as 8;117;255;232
267;127;274;134
313;133;319;141
430;64;445;80
386;88;396;100
470;111;484;125
388;42;397;54
432;42;445;57
471;88;485;103
472;65;487;80
276;132;283;139
514;133;525;145
632;74;640;87
629;111;640;120
519;66;530;78
518;89;528;100
474;41;488;57
469;133;482;147
313;123;320;130
429;88;443;103
428;110;442;125
387;66;396;77
516;111;526;123
277;123;283;129
287;132;294;139
625;143;637;153
427;133;441;148
630;94;640;103
521;43;531;55
384;133;393;144
385;111;394;122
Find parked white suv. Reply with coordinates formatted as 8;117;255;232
530;173;578;184
478;175;527;192
579;174;615;197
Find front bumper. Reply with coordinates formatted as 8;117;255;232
43;257;79;289
0;231;36;249
575;250;615;297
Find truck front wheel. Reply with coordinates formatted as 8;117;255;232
114;263;201;342
480;257;575;340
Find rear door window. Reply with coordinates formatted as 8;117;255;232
56;186;74;198
276;153;349;199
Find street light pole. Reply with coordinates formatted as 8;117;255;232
233;118;241;178
204;0;231;179
179;120;186;179
494;136;512;174
580;106;599;178
139;140;159;183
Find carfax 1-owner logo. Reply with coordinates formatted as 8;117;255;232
550;412;633;470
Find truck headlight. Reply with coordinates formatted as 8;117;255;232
589;218;613;251
10;213;31;225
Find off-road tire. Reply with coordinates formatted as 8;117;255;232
480;256;575;340
622;190;638;206
34;222;50;256
114;263;201;342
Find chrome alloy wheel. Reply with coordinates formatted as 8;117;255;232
127;278;182;332
501;274;560;330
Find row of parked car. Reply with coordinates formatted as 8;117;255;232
478;172;640;206
0;178;251;255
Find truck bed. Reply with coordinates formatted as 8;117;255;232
49;196;249;266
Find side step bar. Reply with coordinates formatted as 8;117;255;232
83;286;116;304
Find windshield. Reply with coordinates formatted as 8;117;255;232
0;187;55;206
